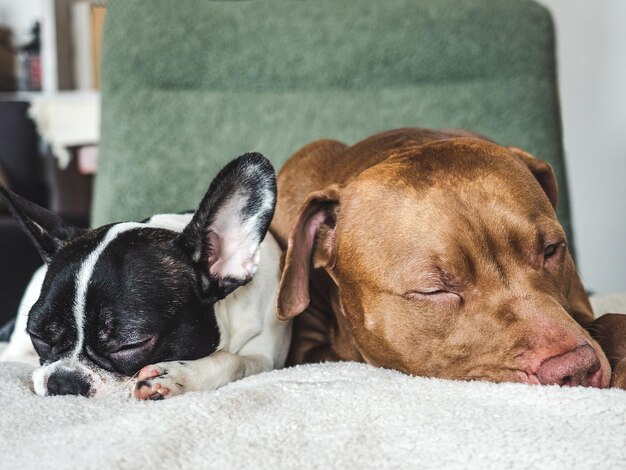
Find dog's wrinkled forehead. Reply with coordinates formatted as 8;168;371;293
30;226;111;337
335;143;565;288
363;142;541;197
344;142;554;230
79;227;193;310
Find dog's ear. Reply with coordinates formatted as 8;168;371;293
0;185;82;264
175;153;276;301
276;185;340;321
508;147;558;210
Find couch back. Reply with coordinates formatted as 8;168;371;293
93;0;572;242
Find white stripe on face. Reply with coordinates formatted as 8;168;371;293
68;215;193;359
71;222;145;358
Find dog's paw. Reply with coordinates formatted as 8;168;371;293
611;359;626;390
133;362;187;400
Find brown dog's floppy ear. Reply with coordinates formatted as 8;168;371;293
277;185;340;321
508;147;558;210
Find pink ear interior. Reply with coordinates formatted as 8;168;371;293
204;191;266;283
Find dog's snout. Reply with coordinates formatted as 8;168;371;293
47;370;91;397
536;345;603;388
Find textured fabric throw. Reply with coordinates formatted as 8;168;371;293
1;340;626;468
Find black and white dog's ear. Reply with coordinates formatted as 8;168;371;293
175;153;277;300
0;185;83;264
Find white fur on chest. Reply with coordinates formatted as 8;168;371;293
214;233;290;367
149;212;290;367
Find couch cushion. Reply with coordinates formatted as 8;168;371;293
94;0;573;244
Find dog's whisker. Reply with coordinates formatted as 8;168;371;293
123;371;140;387
110;371;140;394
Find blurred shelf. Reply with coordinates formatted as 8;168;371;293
0;90;99;102
27;90;101;168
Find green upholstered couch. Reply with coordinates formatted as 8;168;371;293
94;0;572;242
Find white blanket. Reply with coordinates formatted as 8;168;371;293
1;359;625;469
1;294;626;469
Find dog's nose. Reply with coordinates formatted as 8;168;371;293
47;371;91;397
536;345;603;387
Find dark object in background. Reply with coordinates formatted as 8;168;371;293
0;102;46;205
44;146;93;229
0;163;8;212
0;101;93;327
0;100;47;326
0;218;42;326
17;22;41;92
0;26;16;92
0;317;15;342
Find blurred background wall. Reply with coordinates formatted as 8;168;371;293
537;0;626;294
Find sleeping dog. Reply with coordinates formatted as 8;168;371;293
272;128;626;388
0;153;291;399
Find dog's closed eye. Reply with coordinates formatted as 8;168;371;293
544;241;565;259
405;289;462;304
542;241;567;272
29;333;50;352
108;336;157;361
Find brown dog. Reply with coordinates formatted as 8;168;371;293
271;128;626;388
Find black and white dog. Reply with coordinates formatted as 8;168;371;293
0;153;291;399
